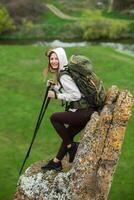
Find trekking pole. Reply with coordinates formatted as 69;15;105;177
19;85;51;175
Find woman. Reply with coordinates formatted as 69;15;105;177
41;47;96;172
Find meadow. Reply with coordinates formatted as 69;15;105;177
0;45;134;200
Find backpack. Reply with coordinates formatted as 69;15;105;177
60;55;106;109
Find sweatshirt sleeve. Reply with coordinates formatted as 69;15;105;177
52;84;61;93
56;74;81;102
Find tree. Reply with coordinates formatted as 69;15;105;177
0;4;15;34
108;0;134;11
108;0;113;12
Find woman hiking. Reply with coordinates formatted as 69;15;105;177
41;47;97;172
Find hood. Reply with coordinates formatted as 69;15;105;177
49;47;68;71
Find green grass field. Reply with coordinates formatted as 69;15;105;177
0;45;134;200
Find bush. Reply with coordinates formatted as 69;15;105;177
108;20;128;39
80;18;128;40
128;21;134;31
82;9;102;18
18;18;45;38
0;4;15;34
4;0;46;25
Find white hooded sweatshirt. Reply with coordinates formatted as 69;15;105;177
50;47;81;103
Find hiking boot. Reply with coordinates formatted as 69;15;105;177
67;142;79;163
41;159;62;172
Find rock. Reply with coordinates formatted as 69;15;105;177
15;86;133;200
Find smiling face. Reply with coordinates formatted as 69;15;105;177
49;52;59;71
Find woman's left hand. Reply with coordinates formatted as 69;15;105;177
48;90;56;98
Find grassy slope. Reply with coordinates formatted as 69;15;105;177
41;10;73;40
0;45;134;200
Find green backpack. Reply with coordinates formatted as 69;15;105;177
60;55;106;109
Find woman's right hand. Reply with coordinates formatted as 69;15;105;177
47;80;55;86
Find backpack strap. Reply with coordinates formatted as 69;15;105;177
58;66;70;110
59;66;70;79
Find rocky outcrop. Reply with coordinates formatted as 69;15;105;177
15;86;133;200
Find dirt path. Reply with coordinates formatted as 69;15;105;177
46;4;80;20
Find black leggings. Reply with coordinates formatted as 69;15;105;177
50;108;95;160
